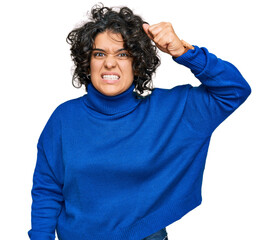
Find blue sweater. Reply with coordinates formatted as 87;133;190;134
28;46;251;240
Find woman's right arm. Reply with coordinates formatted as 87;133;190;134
28;108;64;240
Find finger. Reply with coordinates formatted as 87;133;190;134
142;23;149;34
153;31;169;47
153;27;174;44
148;23;162;31
142;23;154;40
147;23;164;38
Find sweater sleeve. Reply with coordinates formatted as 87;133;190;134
172;45;251;136
28;107;64;240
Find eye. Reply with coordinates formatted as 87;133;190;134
118;52;130;59
119;53;128;57
93;52;105;58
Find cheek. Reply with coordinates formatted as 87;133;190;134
90;61;102;75
122;61;134;76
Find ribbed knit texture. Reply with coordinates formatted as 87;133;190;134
28;46;251;240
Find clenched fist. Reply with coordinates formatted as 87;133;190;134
142;22;194;58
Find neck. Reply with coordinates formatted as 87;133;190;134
83;82;141;116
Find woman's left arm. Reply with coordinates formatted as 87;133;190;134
143;22;251;135
173;45;251;135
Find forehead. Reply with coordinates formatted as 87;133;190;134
93;31;125;51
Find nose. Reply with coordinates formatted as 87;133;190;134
104;55;117;69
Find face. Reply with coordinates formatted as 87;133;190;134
90;31;134;96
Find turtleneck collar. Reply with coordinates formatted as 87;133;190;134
83;82;141;116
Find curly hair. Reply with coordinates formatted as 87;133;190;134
66;3;161;96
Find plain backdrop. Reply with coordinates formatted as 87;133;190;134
0;0;278;239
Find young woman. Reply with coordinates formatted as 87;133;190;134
28;3;251;240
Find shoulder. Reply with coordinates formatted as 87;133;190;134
52;96;84;117
144;84;193;114
153;84;192;94
151;84;192;101
42;96;84;127
38;96;84;141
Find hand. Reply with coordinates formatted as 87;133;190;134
142;22;194;57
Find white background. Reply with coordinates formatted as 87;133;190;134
0;0;278;239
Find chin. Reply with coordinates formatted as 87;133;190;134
100;86;123;96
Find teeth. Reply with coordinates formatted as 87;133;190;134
102;75;120;80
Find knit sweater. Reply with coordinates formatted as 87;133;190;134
28;45;251;240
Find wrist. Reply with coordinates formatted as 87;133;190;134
172;46;187;58
172;40;194;58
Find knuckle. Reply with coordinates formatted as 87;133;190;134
154;36;159;43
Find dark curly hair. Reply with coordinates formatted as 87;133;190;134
66;3;161;96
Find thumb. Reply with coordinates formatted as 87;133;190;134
142;23;153;39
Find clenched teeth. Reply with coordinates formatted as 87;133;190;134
102;75;120;80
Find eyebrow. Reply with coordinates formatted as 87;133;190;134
92;48;127;53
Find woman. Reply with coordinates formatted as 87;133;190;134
28;3;251;240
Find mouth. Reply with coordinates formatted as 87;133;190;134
101;73;120;84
